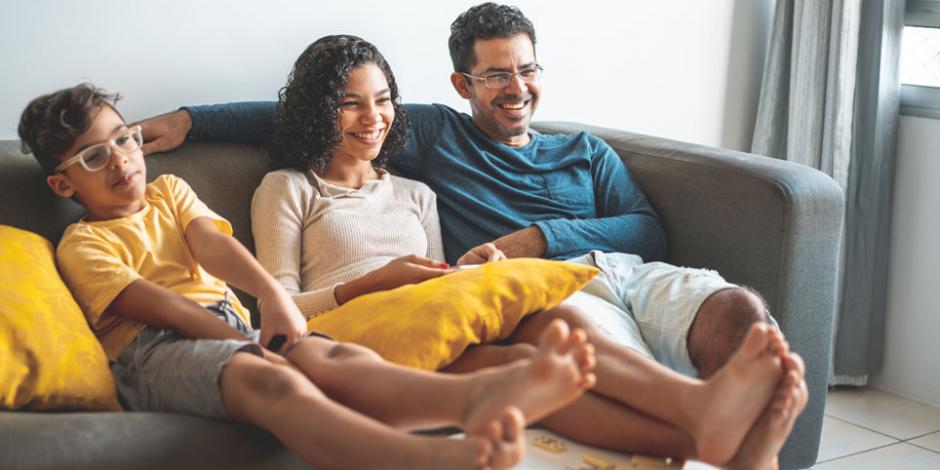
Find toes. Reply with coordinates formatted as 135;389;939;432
575;343;596;372
581;372;597;389
500;407;524;442
783;352;805;377
739;322;771;357
560;328;588;355
538;319;570;352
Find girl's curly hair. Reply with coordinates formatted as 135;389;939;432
272;35;407;172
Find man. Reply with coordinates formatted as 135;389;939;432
139;3;806;466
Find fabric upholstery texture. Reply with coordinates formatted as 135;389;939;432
0;225;120;411
0;122;843;470
308;258;598;370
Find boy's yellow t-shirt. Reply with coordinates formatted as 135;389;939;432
56;174;252;361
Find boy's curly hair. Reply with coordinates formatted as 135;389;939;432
272;35;407;173
448;2;537;73
18;83;121;175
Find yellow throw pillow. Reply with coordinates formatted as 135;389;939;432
0;225;120;411
307;258;599;371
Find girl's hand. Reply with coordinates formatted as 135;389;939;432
334;254;453;304
456;242;507;266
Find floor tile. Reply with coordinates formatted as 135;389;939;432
813;443;940;469
826;388;940;439
816;415;898;462
910;430;940;453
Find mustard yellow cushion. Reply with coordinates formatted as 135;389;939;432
0;225;120;411
307;258;598;371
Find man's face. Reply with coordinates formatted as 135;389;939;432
455;34;540;147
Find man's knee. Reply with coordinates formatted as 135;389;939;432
688;287;769;374
541;304;588;328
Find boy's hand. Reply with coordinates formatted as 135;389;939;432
457;242;507;266
258;287;307;353
134;109;192;156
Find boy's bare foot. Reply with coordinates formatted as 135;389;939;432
685;322;785;465
463;319;596;435
431;407;525;470
725;353;808;470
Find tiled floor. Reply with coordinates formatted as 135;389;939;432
812;387;940;469
512;387;940;469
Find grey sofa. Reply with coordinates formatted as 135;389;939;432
0;122;843;470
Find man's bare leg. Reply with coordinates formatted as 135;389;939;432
286;319;595;433
725;353;809;470
511;307;785;465
219;352;526;470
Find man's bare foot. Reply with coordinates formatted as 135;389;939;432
431;407;526;470
685;322;785;465
725;353;808;470
463;319;596;435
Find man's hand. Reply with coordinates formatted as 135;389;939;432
334;255;452;305
134;109;193;155
456;242;507;266
257;287;307;354
492;226;548;258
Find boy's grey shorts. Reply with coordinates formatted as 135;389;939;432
111;299;263;419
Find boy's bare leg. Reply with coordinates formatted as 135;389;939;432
510;306;785;465
726;353;808;470
286;319;595;434
219;352;526;470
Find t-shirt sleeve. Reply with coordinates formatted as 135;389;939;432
532;135;667;262
161;175;233;236
184;101;277;145
56;230;141;327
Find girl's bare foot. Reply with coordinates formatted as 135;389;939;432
685;322;784;465
725;353;808;470
463;319;596;435
430;407;525;470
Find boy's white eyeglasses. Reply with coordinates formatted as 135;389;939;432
54;125;143;173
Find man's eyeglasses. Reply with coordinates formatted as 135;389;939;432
461;65;543;89
54;125;143;173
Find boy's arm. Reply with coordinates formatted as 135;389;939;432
108;278;249;341
185;217;306;351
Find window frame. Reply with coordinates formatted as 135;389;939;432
901;0;940;119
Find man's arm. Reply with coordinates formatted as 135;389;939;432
531;137;667;262
491;226;547;259
185;217;306;350
137;102;276;155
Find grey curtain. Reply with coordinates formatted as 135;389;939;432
751;0;905;385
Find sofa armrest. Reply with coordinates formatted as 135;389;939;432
532;122;844;470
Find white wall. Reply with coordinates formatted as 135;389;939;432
872;115;940;407
0;0;772;151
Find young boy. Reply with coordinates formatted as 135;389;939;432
17;83;597;470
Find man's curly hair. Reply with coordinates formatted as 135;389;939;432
448;2;536;73
18;83;121;175
272;35;406;173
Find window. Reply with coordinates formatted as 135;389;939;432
901;0;940;118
